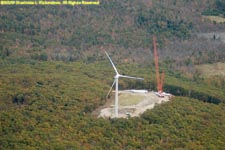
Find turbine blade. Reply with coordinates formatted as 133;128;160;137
106;80;116;99
119;75;144;80
105;51;119;75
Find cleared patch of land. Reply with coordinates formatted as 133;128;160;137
197;32;225;43
94;91;171;119
202;15;225;23
107;92;146;106
195;62;225;77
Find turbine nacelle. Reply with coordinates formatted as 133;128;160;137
114;74;120;79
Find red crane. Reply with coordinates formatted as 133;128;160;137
153;36;164;97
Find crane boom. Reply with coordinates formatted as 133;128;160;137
153;36;164;96
153;36;160;92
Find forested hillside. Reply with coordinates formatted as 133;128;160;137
0;0;224;64
0;0;225;149
0;60;224;149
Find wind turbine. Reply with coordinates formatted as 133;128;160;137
105;51;144;118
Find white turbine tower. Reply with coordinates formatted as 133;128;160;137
105;51;144;118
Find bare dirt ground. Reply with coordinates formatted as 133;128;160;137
92;91;171;119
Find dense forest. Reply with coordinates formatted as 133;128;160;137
0;0;225;149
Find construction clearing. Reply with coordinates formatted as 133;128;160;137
93;91;171;119
94;36;172;119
